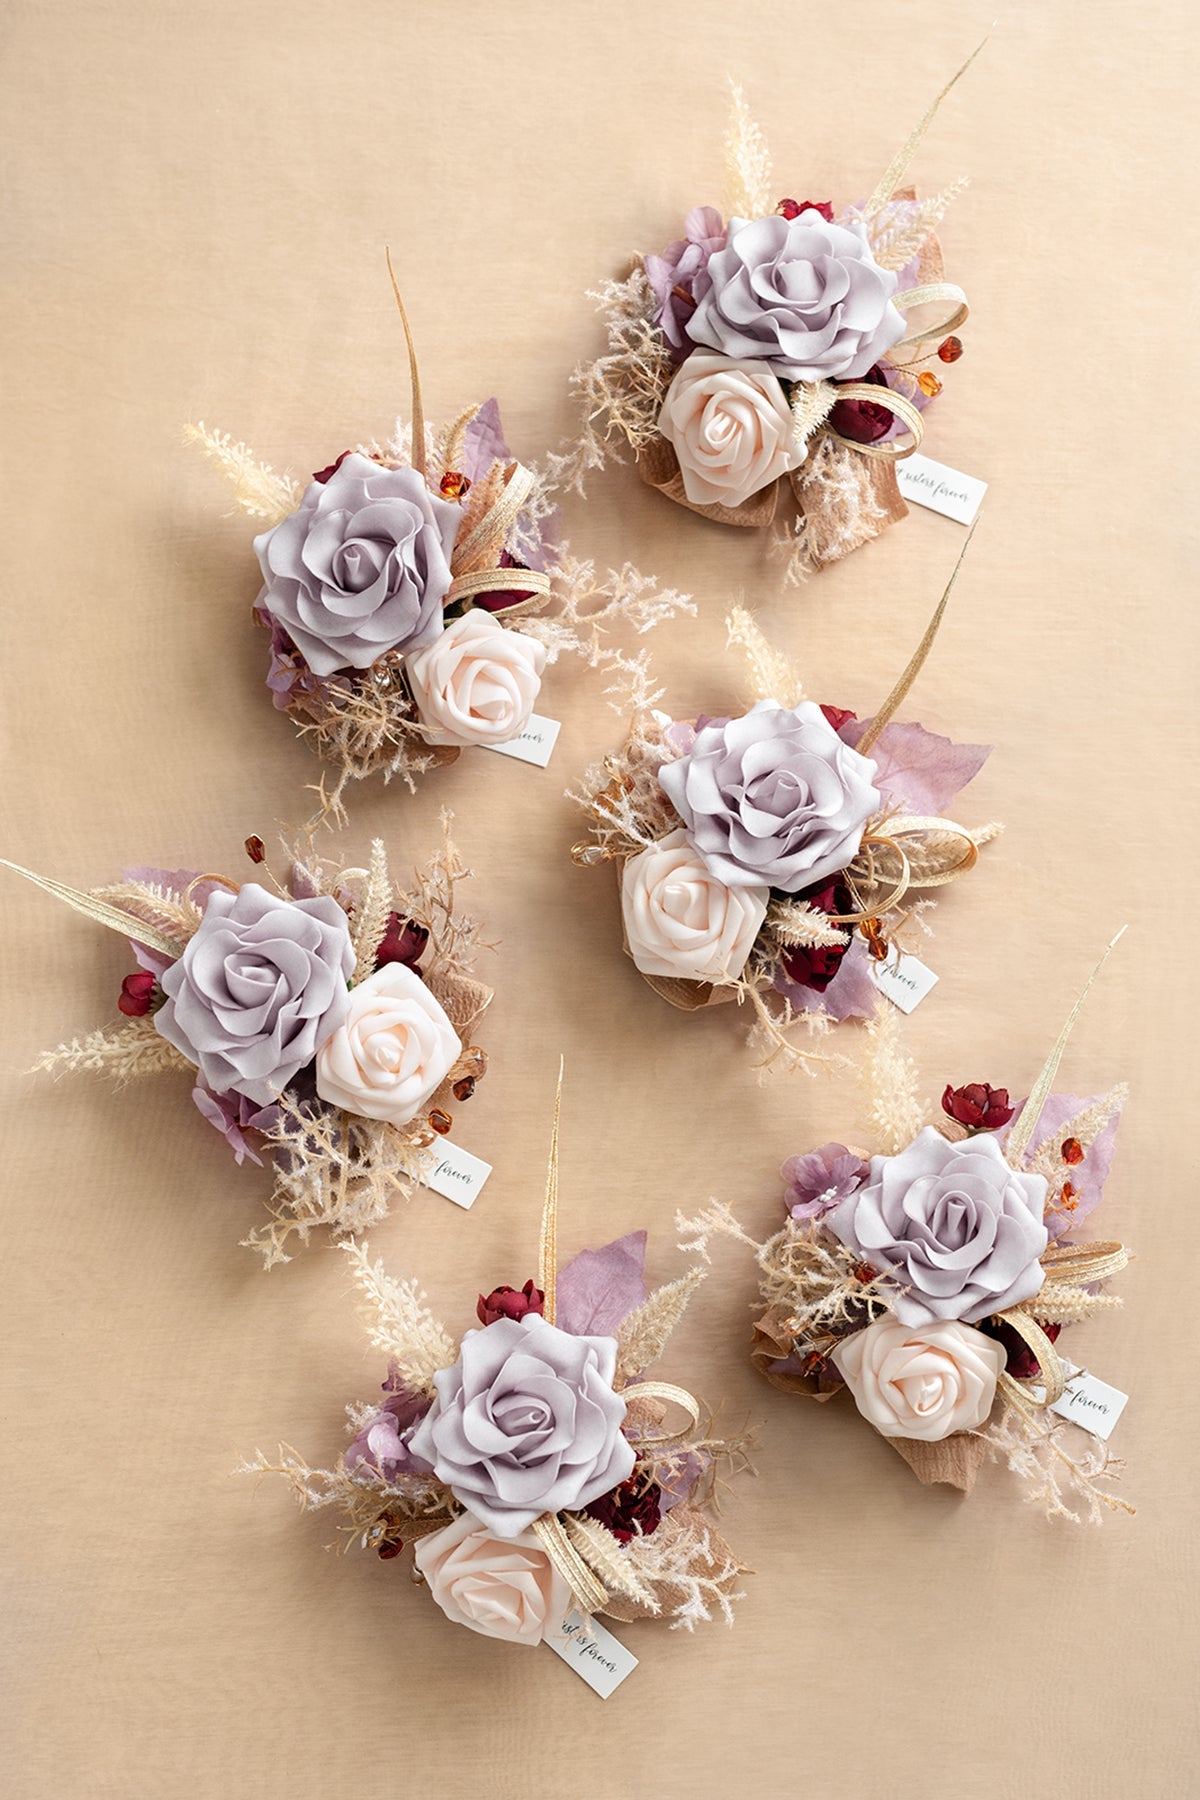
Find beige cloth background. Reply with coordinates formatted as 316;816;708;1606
2;1;1196;1794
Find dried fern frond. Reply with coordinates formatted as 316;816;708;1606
726;607;805;707
771;433;890;586
617;1505;747;1630
91;882;201;951
723;83;772;220
351;838;392;983
31;1015;194;1085
339;1240;457;1393
759;1220;893;1341
391;814;488;986
981;1394;1135;1526
563;1513;661;1612
790;380;837;453
863;1004;928;1151
614;1267;706;1382
185;422;302;523
544;270;676;494
862;179;968;271
764;898;848;952
239;1444;455;1546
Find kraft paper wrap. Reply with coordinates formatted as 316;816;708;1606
1;3;1185;1795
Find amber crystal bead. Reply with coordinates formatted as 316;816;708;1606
452;1076;476;1103
937;335;964;363
1059;1179;1079;1210
439;469;471;500
464;1045;489;1077
244;834;266;863
917;370;943;398
428;1108;452;1136
408;1124;437;1150
1061;1136;1084;1165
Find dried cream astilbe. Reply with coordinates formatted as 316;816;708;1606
237;1445;455;1551
339;1239;456;1393
981;1393;1134;1528
545;268;676;495
599;1507;749;1631
853;178;969;273
184;424;301;523
863;1003;929;1153
723;80;773;219
31;1015;194;1085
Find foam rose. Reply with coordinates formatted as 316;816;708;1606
314;962;460;1128
656;352;801;509
833;1314;1005;1441
414;1512;573;1646
621;827;768;983
407;1314;635;1538
658;701;880;892
405;608;547;748
825;1126;1049;1326
688;210;905;381
253;455;459;676
155;884;353;1105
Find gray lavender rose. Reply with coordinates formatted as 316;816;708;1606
406;1314;635;1537
825;1126;1049;1327
253;454;460;677
658;700;880;892
687;210;905;381
155;883;354;1106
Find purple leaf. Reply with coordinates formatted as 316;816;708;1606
842;719;990;815
1002;1092;1125;1240
460;399;512;484
774;937;880;1022
556;1232;648;1336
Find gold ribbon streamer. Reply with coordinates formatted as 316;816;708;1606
537;1058;564;1325
0;859;181;958
862;36;990;219
532;1512;610;1617
858;524;977;755
619;1380;703;1451
385;248;426;481
1006;929;1128;1165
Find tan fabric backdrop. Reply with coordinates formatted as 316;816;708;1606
2;1;1196;1794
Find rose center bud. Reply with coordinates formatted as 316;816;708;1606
332;536;386;592
493;1393;553;1438
662;877;707;926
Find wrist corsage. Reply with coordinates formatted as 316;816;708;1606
189;264;690;823
245;1078;750;1674
556;50;981;583
6;823;494;1264
680;945;1134;1523
571;545;998;1073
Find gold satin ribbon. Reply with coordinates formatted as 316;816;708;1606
996;1310;1067;1409
620;1381;702;1450
444;457;553;613
532;1513;609;1617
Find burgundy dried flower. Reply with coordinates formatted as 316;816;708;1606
375;913;429;972
942;1083;1015;1131
311;450;354;485
476;1280;545;1327
118;970;157;1017
778;198;834;222
819;703;857;735
583;1476;663;1545
827;363;894;445
982;1317;1063;1382
780;876;854;993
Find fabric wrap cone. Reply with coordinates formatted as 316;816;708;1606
888;1430;988;1494
635;432;781;528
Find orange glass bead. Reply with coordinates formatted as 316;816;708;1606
428;1108;452;1136
917;370;943;398
244;835;266;864
1060;1180;1078;1210
1062;1136;1084;1165
464;1045;489;1077
452;1076;476;1103
937;335;964;363
852;1262;877;1284
439;470;471;501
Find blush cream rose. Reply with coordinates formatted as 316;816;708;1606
414;1512;572;1647
832;1314;1005;1442
656;351;802;509
621;827;768;983
405;608;547;748
314;962;461;1127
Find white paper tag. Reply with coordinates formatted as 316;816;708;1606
545;1611;638;1697
895;453;987;525
483;714;561;769
871;950;939;1014
1049;1363;1129;1442
422;1139;493;1210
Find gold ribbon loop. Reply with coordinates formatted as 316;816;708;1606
619;1380;702;1451
532;1512;609;1617
452;461;535;576
1040;1241;1131;1287
996;1309;1066;1408
892;280;970;349
823;381;926;461
828;816;980;924
445;564;552;611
